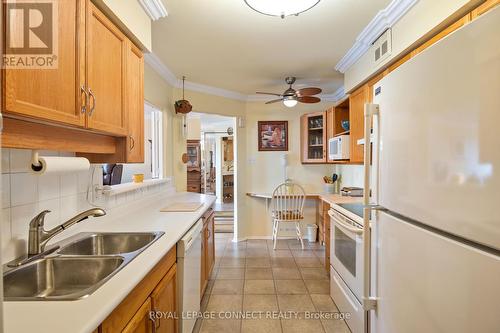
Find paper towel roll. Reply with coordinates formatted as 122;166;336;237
31;156;90;175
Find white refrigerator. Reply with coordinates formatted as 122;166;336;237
364;7;500;333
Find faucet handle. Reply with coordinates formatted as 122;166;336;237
29;210;51;227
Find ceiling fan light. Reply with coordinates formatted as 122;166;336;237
244;0;320;18
283;98;298;108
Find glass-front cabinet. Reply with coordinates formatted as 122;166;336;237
300;111;327;163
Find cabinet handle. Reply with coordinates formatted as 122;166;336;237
88;88;96;116
129;136;135;151
80;85;88;114
150;316;157;333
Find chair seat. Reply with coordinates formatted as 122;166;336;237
272;210;304;221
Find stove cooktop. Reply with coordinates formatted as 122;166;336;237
337;203;364;218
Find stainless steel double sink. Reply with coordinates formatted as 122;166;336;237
3;232;164;301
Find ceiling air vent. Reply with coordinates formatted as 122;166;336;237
372;29;392;64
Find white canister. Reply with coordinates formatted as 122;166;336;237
323;183;335;194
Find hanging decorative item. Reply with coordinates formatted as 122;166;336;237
175;76;193;114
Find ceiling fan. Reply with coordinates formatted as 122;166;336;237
257;77;322;108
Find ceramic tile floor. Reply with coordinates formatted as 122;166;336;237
193;234;351;333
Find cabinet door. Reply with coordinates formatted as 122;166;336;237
349;86;369;163
4;0;86;127
122;297;154;333
301;112;326;163
151;264;177;333
200;223;207;296
206;211;215;278
126;42;144;162
86;2;127;136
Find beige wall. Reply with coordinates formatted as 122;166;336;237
143;67;337;240
144;63;175;178
242;101;334;239
186;118;201;140
345;0;473;92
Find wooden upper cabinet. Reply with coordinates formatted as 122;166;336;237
126;42;145;163
86;3;128;136
122;297;154;333
471;0;499;19
301;111;327;163
151;265;177;333
349;86;369;164
3;0;86;127
326;99;350;164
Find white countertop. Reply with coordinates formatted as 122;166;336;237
247;192;362;205
3;191;216;333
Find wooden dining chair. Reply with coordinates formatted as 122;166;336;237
270;182;307;250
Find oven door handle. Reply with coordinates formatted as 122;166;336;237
328;210;363;235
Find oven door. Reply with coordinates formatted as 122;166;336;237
329;209;363;301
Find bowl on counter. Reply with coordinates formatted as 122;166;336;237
341;120;350;131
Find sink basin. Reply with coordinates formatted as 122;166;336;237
3;231;164;301
3;256;124;301
58;232;162;256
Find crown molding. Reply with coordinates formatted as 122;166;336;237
138;0;168;21
144;52;178;86
146;52;344;103
335;0;418;73
183;81;248;101
145;52;248;101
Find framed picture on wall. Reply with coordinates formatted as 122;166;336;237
258;121;288;151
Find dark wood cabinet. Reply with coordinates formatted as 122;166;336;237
187;140;201;193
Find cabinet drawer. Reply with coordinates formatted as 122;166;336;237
187;185;201;193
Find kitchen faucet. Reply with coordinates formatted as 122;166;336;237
28;208;106;256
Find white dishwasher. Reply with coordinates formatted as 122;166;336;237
177;219;203;333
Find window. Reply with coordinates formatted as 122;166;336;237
148;103;163;179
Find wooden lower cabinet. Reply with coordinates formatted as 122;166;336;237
200;207;215;298
100;247;177;333
122;297;154;333
151;265;177;333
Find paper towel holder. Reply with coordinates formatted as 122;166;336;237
31;151;43;172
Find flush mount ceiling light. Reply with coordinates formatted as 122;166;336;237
244;0;321;19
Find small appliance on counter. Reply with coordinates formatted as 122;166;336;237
340;187;363;197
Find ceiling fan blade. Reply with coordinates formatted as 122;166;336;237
296;87;322;97
265;98;284;104
256;92;282;97
297;96;321;104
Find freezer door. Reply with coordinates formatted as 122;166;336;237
373;7;500;250
371;212;500;333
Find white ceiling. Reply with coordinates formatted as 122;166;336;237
152;0;391;95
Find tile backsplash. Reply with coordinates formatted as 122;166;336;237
334;164;364;188
1;148;174;264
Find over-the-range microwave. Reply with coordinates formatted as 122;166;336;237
328;135;350;160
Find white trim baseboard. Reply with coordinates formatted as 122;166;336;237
335;0;419;73
138;0;168;21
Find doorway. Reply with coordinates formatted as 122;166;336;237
186;113;236;234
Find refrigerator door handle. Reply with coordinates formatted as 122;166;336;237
362;104;380;322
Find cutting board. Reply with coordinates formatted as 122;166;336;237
160;202;204;212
